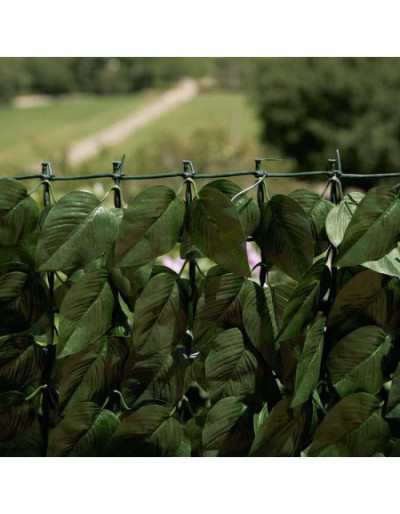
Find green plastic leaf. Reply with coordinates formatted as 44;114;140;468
291;313;326;408
277;259;328;344
362;246;400;278
249;397;306;456
307;393;390;457
54;339;110;411
289;189;333;249
202;396;250;456
58;270;114;357
0;420;42;457
205;328;258;398
255;194;314;280
201;180;260;237
0;391;42;456
114;186;184;268
121;272;187;406
0;179;29;214
119;272;188;406
337;186;400;267
241;280;276;365
133;271;187;357
0;268;27;302
36;190;120;272
0;391;35;442
191;186;249;277
0;178;39;248
121;350;186;408
325;192;364;248
47;402;119;457
110;262;153;309
328;270;383;328
194;266;245;339
253;403;270;435
184;413;206;456
0;264;48;336
107;404;188;456
267;268;298;334
0;335;41;392
327;326;391;397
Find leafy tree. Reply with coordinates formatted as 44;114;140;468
250;58;400;177
0;57;218;102
0;59;31;103
25;58;77;95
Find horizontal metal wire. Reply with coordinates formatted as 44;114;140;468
7;169;400;182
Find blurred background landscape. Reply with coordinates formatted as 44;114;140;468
1;57;399;196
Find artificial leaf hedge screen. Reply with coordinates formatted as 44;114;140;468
2;173;400;457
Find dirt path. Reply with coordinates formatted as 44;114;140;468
66;79;199;167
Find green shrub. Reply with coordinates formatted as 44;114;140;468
250;58;400;178
0;59;31;103
0;57;218;102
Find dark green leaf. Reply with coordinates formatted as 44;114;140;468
192;186;249;277
47;402;119;457
255;194;314;280
0;391;42;456
132;271;187;357
307;393;390;456
110;262;153;309
325;192;364;248
267;268;298;334
328;270;384;328
291;313;326;408
201;180;260;237
36;190;120;272
327;326;391;397
362;246;400;278
337;186;400;267
58;270;114;357
107;404;189;456
194;266;245;339
54;338;110;411
0;391;36;442
289;188;333;250
114;186;184;267
249;397;307;456
277;259;328;344
205;329;258;399
122;350;186;408
241;280;276;365
0;335;41;391
0;268;27;302
0;178;39;248
202;396;251;456
0;264;48;336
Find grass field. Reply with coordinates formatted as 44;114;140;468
83;91;304;197
0;88;311;198
85;91;264;172
0;91;156;174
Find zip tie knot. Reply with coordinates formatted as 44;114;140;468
231;175;267;202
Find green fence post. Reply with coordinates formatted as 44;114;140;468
327;149;344;308
112;155;125;208
182;160;196;357
40;161;57;456
255;158;268;287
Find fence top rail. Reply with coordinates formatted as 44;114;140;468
7;169;400;182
